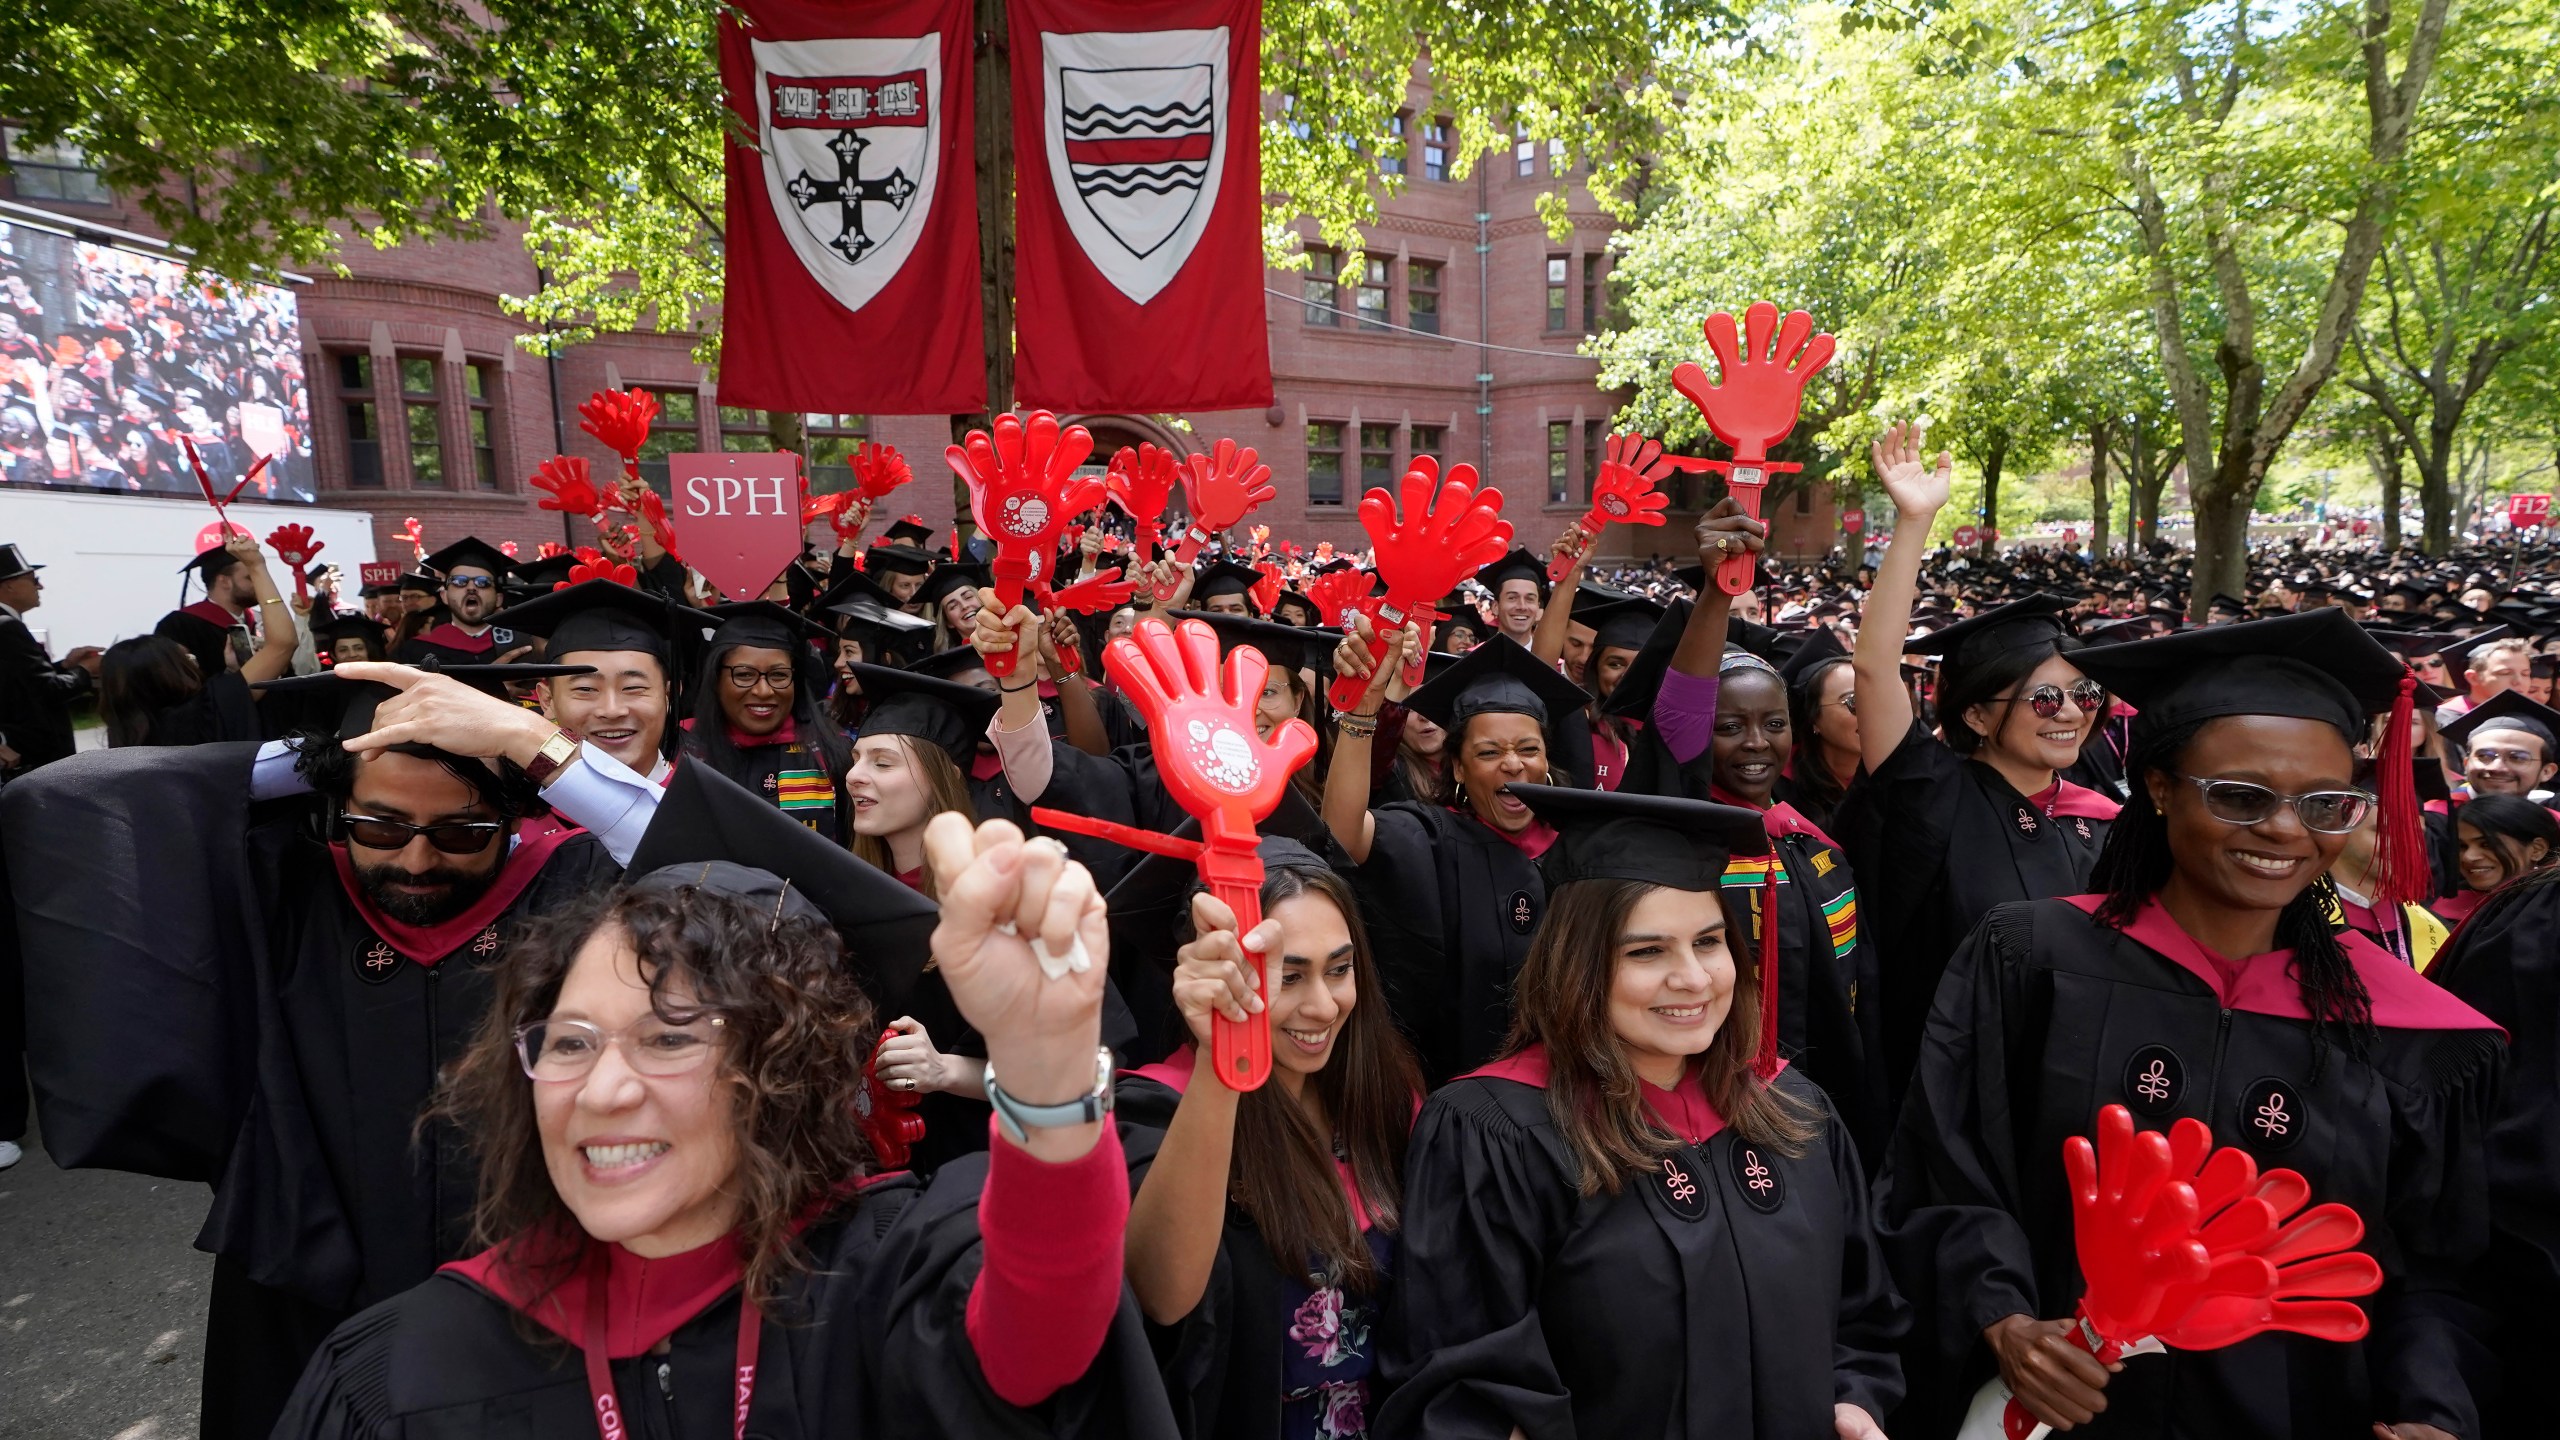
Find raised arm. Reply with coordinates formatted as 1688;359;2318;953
1653;499;1767;765
1123;891;1275;1324
1322;613;1419;866
1531;532;1583;667
1040;611;1111;757
1852;422;1952;774
228;532;300;685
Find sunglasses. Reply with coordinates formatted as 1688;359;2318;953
2170;775;2372;835
444;575;496;590
2011;679;2108;719
342;812;505;854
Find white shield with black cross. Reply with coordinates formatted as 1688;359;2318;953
753;35;941;314
1039;27;1229;305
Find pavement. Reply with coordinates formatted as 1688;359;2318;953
0;1119;213;1439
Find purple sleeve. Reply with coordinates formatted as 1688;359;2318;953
1654;667;1722;765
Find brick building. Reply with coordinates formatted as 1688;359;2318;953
2;93;1842;573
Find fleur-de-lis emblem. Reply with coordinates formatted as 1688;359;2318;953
1742;1150;1774;1196
2136;1060;2171;1103
2254;1092;2291;1139
1660;1156;1697;1206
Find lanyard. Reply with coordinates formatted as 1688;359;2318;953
582;1247;764;1440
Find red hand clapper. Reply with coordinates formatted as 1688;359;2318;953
1031;617;1317;1090
1325;456;1513;712
1669;304;1836;595
945;412;1108;678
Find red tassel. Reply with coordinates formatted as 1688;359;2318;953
2372;670;2429;913
1752;861;1781;1081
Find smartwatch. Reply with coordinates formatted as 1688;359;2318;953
983;1046;1116;1144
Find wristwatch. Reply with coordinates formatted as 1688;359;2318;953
521;726;582;787
983;1046;1116;1144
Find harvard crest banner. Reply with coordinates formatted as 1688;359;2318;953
1010;0;1272;412
717;0;984;413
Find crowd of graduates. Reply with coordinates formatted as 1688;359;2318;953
2;411;2560;1440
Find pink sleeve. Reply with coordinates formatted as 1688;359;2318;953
965;1121;1129;1407
1654;667;1722;765
987;711;1055;803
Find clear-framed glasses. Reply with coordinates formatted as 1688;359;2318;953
2171;774;2373;835
342;813;504;854
724;665;797;692
2012;679;2108;719
2468;744;2543;767
1824;692;1858;715
514;1015;728;1082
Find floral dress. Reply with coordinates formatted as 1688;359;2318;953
1278;1223;1394;1440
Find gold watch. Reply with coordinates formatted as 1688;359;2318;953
522;726;582;786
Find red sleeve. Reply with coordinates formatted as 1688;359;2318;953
965;1120;1130;1407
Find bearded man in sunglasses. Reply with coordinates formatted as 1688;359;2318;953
394;537;525;667
0;661;644;1440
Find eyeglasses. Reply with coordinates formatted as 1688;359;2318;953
2009;679;2108;719
1823;692;1858;715
444;575;496;591
2468;745;2543;767
2170;774;2373;834
514;1015;727;1081
723;665;797;692
342;813;505;854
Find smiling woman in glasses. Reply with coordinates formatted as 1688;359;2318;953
1875;609;2506;1440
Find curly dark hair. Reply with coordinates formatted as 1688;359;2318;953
288;726;547;819
433;881;880;1312
2091;718;2373;1079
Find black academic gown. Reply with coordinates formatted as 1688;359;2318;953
1876;897;2504;1439
1376;1054;1907;1439
1116;1060;1398;1440
2428;874;2560;1438
393;620;509;668
0;742;617;1440
0;608;88;773
1832;721;2115;1098
677;728;844;842
274;1157;1179;1440
1347;803;1547;1086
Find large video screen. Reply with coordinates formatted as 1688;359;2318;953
0;219;314;502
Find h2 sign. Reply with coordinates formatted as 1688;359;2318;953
672;452;806;602
2509;493;2551;529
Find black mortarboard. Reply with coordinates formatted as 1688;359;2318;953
883;516;936;548
1191;558;1266;609
1174;610;1340;676
508;553;580;594
628;760;940;1011
1474;547;1551;604
703;599;820;655
2069;609;2408;747
420;537;512;578
257;662;594;740
177;544;244;581
1777;626;1850;687
1404;635;1590;732
861;545;936;580
1600;597;1693;720
845;661;1001;765
1506;782;1771;892
908;646;990;683
309;611;390;654
399;568;441;594
912;562;990;615
1580;595;1667;656
489;579;693;665
2440;687;2560;753
2440;625;2518;671
2363;627;2458;660
824;567;936;647
1900;593;2073;673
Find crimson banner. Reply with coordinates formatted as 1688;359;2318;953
1009;0;1272;413
717;0;983;414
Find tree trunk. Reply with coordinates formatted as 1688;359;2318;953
1977;430;2009;558
2189;462;2254;619
951;0;1015;543
2418;415;2456;555
2088;420;2111;558
2368;420;2405;552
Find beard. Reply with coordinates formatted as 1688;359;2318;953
354;856;502;925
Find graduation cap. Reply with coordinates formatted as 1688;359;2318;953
176;543;244;582
508;553;580;595
420;537;512;579
702;600;823;662
1505;783;1786;1077
908;646;990;683
627;759;941;1012
1405;634;1590;733
489;579;696;666
2438;625;2518;671
1776;626;1849;688
1190;558;1266;611
309;611;390;658
1172;610;1340;675
861;544;935;580
1580;595;1667;656
2363;627;2459;661
912;561;990;616
824;567;936;648
399;568;441;595
2203;593;2249;620
1474;547;1551;604
2439;686;2560;755
1598;597;1692;721
882;516;936;549
844;661;1001;765
258;661;598;739
1900;593;2073;673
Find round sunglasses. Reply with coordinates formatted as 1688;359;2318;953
2170;774;2372;835
2005;679;2109;719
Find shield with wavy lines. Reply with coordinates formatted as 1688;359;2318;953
1041;28;1229;305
